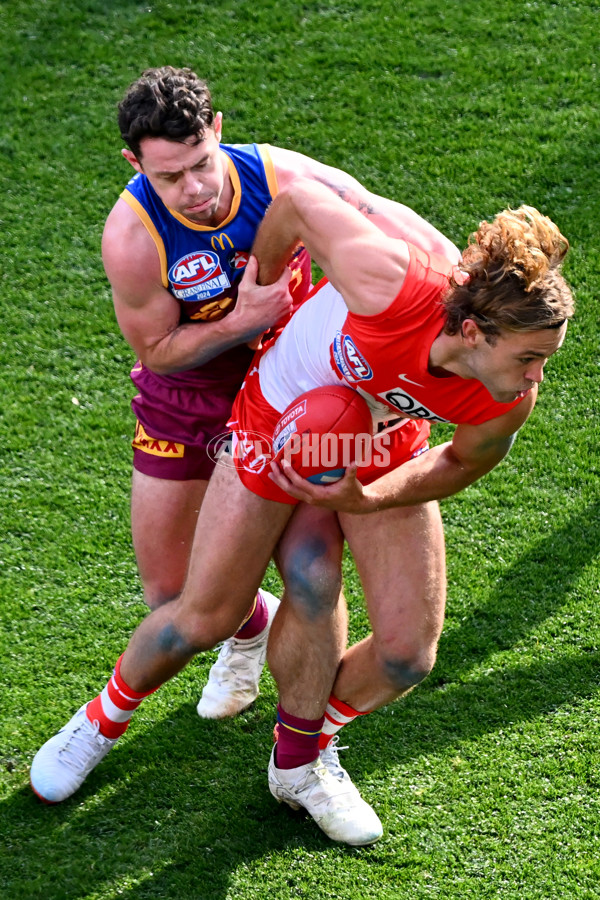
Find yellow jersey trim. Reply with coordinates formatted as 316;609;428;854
258;144;279;198
120;190;169;288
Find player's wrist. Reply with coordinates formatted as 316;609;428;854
349;483;378;514
214;307;254;344
360;482;395;514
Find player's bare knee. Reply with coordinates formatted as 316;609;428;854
380;648;437;693
153;622;199;658
282;554;342;622
277;519;343;621
170;605;233;653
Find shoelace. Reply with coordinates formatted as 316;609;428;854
291;758;357;808
59;718;108;772
211;639;262;678
292;759;330;796
321;736;349;780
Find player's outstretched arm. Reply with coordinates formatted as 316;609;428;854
269;146;460;262
269;391;537;514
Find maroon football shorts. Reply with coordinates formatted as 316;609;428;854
130;350;253;481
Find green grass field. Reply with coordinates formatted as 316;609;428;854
1;0;599;897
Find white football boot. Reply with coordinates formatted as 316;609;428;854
197;589;280;719
320;735;351;780
30;704;118;803
268;745;383;846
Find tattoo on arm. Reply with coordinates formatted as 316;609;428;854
315;176;377;217
357;198;376;216
476;432;517;460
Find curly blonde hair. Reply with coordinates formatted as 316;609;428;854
443;206;574;340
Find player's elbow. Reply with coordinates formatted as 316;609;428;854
137;355;174;376
479;433;518;470
449;433;517;486
137;340;193;375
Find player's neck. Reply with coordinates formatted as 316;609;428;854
213;155;235;224
428;330;472;379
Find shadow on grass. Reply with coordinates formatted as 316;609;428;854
0;698;339;900
353;498;600;771
1;502;598;899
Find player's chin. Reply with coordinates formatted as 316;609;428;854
185;211;213;223
490;387;523;403
183;201;216;220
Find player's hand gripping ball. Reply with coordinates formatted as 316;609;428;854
272;385;373;484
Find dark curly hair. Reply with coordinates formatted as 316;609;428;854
443;206;574;342
118;66;215;159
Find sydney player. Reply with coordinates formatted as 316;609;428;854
31;174;573;846
239;182;573;843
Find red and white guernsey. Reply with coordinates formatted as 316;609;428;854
230;243;524;502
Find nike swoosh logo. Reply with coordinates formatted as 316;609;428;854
397;373;423;387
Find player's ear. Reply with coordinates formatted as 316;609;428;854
213;111;223;142
122;148;143;173
461;318;483;347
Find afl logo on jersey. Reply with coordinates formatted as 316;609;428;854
169;251;231;302
332;332;373;383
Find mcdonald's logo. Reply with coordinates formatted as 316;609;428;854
211;232;234;251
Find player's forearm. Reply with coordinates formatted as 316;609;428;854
310;172;459;261
362;442;501;512
252;193;304;287
138;316;256;374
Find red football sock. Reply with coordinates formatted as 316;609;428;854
233;590;269;640
318;694;371;750
85;654;160;739
274;703;324;769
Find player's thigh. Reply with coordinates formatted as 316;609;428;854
131;469;209;603
339;501;446;649
274;505;345;618
177;463;295;636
